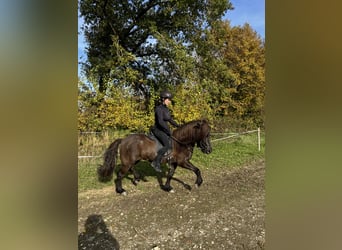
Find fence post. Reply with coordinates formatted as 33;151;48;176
258;127;261;151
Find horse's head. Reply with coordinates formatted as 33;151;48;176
194;120;212;154
173;119;212;154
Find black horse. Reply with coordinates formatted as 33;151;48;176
98;119;212;195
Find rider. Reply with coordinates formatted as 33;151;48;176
151;90;180;172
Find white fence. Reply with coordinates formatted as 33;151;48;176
211;128;261;151
78;128;262;159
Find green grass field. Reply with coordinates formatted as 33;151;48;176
78;132;265;192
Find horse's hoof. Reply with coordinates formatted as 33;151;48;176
194;184;199;188
169;189;175;193
161;185;173;192
116;188;127;195
184;184;192;191
121;191;127;196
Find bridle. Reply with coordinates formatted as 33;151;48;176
171;134;210;153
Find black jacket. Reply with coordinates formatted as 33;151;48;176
154;104;179;136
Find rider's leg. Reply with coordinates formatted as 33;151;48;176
151;146;168;172
151;130;170;172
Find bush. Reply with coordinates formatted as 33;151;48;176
78;79;263;132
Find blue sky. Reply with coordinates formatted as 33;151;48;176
78;0;264;73
225;0;265;38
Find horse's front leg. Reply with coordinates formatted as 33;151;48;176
162;163;177;192
183;161;203;188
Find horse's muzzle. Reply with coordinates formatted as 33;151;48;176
201;146;212;154
199;138;212;154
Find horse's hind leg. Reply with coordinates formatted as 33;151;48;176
130;167;143;186
115;167;128;195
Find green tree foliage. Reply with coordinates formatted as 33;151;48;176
78;78;155;132
172;81;215;124
79;0;232;97
78;77;215;132
78;1;265;132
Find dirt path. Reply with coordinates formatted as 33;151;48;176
78;160;265;249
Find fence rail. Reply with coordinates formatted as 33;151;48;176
78;155;102;158
78;128;262;159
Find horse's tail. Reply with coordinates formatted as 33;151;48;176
97;138;122;182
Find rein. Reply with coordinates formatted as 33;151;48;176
170;135;189;146
170;119;209;150
170;136;196;154
170;137;193;158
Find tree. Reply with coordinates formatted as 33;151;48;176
78;1;265;131
78;77;156;132
222;23;265;127
193;21;265;128
79;0;233;99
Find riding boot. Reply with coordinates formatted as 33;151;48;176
151;148;166;172
151;154;162;172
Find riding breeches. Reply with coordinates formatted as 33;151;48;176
152;127;171;156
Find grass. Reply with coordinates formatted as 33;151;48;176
193;133;265;169
78;131;265;192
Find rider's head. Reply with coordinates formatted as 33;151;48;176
160;90;173;105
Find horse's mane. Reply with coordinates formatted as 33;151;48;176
172;119;209;143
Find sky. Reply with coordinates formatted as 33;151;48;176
225;0;265;38
78;0;265;74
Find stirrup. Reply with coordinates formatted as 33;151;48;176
164;152;173;161
151;161;162;172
